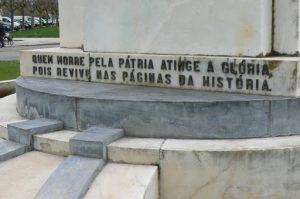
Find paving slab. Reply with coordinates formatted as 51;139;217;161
34;130;78;156
0;94;25;123
0;151;64;199
84;163;158;199
35;155;104;199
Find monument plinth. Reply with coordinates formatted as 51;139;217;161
15;0;300;198
21;49;300;97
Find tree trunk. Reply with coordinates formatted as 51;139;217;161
22;10;25;29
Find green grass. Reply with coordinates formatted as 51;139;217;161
0;61;20;81
11;26;59;38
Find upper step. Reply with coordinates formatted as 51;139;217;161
34;130;78;156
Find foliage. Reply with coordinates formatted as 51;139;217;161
0;0;59;28
11;25;59;37
0;60;20;81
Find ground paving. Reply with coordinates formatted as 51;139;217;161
0;151;64;199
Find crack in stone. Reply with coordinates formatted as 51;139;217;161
190;156;235;198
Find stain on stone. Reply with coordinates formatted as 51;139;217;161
223;185;251;199
256;52;264;58
284;182;300;191
289;67;298;91
241;24;254;42
268;61;282;71
193;151;203;166
40;142;52;152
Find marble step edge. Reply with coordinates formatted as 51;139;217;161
1;120;124;158
107;136;300;165
3;121;300;162
0;120;28;140
34;130;79;157
31;135;300;165
0;120;73;157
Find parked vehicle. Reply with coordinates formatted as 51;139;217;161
16;16;39;27
15;19;31;29
0;17;20;30
34;17;47;26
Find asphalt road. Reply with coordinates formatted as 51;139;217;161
0;44;59;60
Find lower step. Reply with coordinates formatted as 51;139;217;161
85;163;158;199
33;130;78;156
0;120;27;140
0;151;64;199
35;155;104;199
0;138;27;162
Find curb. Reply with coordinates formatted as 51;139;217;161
0;80;16;98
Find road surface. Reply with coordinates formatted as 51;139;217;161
0;44;59;60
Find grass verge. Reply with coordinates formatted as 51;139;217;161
0;61;20;81
12;26;59;38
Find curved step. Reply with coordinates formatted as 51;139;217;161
17;76;298;139
84;163;158;199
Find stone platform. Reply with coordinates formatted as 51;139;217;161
1;94;300;198
16;76;300;139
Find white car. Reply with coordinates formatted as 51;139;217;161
1;17;20;30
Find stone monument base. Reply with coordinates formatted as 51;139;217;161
1;94;300;198
109;136;300;199
16;76;300;139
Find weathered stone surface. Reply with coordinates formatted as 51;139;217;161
35;155;104;199
7;119;63;148
274;0;300;55
84;163;158;199
20;48;89;82
17;76;300;139
70;127;124;159
58;0;83;48
0;139;26;162
16;83;76;129
160;138;300;199
34;130;78;156
0;151;64;199
20;48;300;96
83;0;272;57
90;53;299;96
108;137;165;165
270;99;300;136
